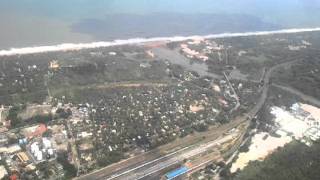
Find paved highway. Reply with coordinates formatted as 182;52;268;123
244;60;300;118
273;84;320;107
76;59;299;180
103;134;235;180
76;118;245;180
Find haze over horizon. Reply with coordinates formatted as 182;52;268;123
1;1;320;180
0;0;320;48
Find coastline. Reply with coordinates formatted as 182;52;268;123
1;27;320;57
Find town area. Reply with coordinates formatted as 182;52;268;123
0;30;320;180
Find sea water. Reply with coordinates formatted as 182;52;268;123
0;0;319;49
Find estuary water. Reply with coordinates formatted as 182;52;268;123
0;0;320;49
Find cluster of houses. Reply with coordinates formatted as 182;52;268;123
66;104;96;171
28;137;55;162
54;76;245;172
0;122;64;180
0;57;50;105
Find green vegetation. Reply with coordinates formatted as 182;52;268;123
57;152;77;178
232;140;320;180
55;108;72;119
7;105;53;128
7;105;25;128
27;114;53;124
0;54;50;105
272;58;320;98
96;151;124;167
1;30;320;178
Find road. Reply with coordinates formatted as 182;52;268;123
76;56;300;180
273;84;320;107
223;72;240;112
0;106;4;122
65;118;81;176
76;116;246;180
242;60;300;118
81;134;237;180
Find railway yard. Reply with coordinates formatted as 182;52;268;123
0;30;320;180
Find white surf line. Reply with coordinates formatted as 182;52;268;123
1;27;320;57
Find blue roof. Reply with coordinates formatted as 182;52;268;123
165;166;189;179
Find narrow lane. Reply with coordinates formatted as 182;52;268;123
273;84;320;107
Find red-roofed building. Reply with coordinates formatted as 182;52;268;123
29;124;47;138
10;174;18;180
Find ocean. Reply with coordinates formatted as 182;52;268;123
0;0;320;49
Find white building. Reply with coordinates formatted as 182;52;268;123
0;166;8;179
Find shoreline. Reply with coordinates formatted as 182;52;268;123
1;27;320;57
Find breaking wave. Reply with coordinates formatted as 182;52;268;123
1;27;320;56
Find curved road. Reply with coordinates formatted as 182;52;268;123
76;58;302;180
273;84;320;107
244;60;298;118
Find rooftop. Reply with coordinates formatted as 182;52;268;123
165;166;188;180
